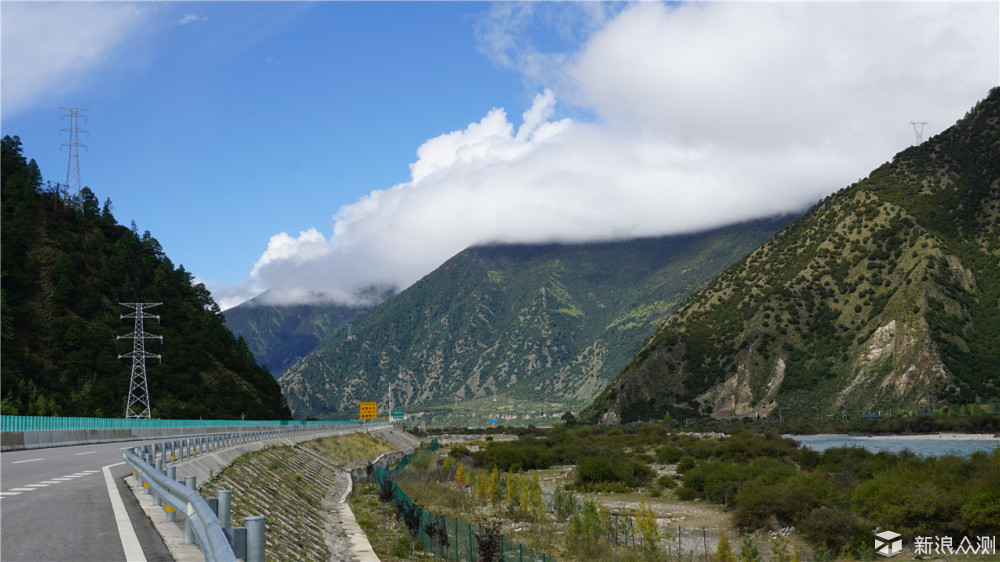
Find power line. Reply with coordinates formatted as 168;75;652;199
118;302;163;419
60;107;89;196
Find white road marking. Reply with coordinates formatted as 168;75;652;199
24;484;49;488
39;481;61;484
61;475;83;479
75;451;96;456
71;472;92;476
50;477;73;481
0;492;21;496
9;488;37;492
11;458;43;464
103;462;146;562
82;470;100;473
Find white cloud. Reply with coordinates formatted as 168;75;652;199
0;2;152;117
218;1;998;309
177;14;207;26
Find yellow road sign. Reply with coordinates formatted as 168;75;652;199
360;401;377;420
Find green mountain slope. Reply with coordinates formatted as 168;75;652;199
581;88;1000;424
0;135;290;419
223;291;374;378
278;216;794;421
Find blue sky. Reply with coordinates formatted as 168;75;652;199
3;1;998;309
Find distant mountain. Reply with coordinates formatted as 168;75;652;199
278;216;794;421
223;290;378;378
581;88;1000;424
0;135;290;419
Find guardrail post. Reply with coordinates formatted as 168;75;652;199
166;465;177;522
131;448;143;487
144;454;153;495
153;458;164;505
217;490;232;529
184;475;197;545
245;515;265;562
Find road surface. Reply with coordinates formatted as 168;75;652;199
2;439;174;562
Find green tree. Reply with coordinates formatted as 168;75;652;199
714;531;736;562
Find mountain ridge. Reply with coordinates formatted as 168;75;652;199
223;290;377;378
278;215;796;422
581;88;1000;424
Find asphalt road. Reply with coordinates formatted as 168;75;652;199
1;440;174;562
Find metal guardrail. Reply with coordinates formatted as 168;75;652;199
126;447;240;561
123;428;317;561
122;423;391;561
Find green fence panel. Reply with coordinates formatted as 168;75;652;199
0;415;362;432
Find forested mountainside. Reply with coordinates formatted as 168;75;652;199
279;216;794;421
224;292;375;378
0;135;290;419
582;88;1000;424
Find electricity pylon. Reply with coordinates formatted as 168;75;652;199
118;303;162;419
60;107;88;194
909;121;928;145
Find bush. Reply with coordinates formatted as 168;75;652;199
449;445;472;458
656;474;678;489
676;455;698;473
674;486;699;501
682;461;749;506
481;440;555;471
798;506;866;555
851;463;963;537
734;472;834;531
575;453;653;490
656;445;684;464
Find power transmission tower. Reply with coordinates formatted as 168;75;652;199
118;303;163;419
909;121;928;145
60;107;89;195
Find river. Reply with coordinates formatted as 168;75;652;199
786;433;1000;458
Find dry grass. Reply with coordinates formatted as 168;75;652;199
304;432;395;465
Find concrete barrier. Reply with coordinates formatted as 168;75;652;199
2;425;360;452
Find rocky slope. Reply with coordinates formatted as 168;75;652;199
279;217;794;421
582;88;1000;424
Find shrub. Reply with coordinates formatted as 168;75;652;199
676;455;698;473
449;445;472;458
575;453;653;490
656;474;678;489
734;472;834;531
656;445;684;464
675;487;699;501
851;463;963;537
682;461;749;506
798;506;866;555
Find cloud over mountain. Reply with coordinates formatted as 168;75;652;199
213;2;998;309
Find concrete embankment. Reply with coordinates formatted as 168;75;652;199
129;426;422;561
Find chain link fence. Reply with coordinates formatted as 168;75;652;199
361;441;554;561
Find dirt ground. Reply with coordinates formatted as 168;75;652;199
532;464;812;560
